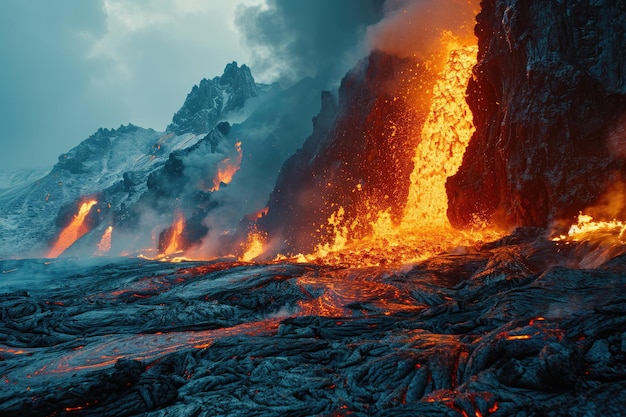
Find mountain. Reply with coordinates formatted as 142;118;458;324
0;63;322;259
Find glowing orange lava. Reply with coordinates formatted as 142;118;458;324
95;226;113;256
239;228;267;262
306;34;502;267
47;200;98;258
209;141;243;192
552;213;626;243
162;211;185;256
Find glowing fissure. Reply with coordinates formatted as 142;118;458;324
308;35;501;266
47;200;98;258
209;141;243;192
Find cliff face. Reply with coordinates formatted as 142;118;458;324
259;52;424;255
447;0;626;229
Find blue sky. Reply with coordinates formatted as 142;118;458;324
0;0;263;170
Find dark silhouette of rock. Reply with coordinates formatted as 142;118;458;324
447;0;626;229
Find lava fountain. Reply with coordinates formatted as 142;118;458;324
309;35;502;267
47;200;98;258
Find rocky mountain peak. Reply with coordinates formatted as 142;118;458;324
167;62;261;136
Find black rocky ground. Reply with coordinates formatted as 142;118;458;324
1;228;626;416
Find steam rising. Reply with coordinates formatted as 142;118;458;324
367;0;479;60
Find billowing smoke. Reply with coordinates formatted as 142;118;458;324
235;0;386;87
367;0;479;60
236;0;479;88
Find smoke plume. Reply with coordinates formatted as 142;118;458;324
367;0;480;61
235;0;386;86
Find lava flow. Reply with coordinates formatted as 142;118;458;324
47;200;98;258
308;35;502;267
209;141;243;192
161;210;186;256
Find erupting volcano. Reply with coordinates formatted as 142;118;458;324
2;1;626;416
307;36;501;267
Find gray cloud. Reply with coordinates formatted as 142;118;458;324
0;0;107;170
235;0;386;87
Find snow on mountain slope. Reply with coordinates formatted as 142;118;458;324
0;63;277;259
0;167;51;194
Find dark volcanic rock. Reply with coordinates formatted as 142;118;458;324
259;52;427;255
2;233;626;416
447;0;626;229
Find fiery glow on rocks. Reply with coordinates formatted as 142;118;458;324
47;200;98;258
209;141;243;192
308;35;502;266
554;213;626;243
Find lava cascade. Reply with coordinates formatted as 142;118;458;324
95;226;113;256
209;141;243;192
47;200;98;258
309;36;501;266
160;211;186;256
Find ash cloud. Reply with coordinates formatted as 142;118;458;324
235;0;386;87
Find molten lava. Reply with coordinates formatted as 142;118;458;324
308;35;501;267
95;226;113;256
553;213;626;243
209;141;243;192
161;211;185;256
47;200;98;258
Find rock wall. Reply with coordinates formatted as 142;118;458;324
447;0;626;229
259;52;425;255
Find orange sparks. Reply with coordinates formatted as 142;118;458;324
209;141;243;192
47;200;98;258
306;33;502;267
162;211;185;256
95;226;113;256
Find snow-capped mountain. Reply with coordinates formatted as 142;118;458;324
0;62;322;259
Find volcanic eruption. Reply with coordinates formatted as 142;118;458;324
2;1;626;416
